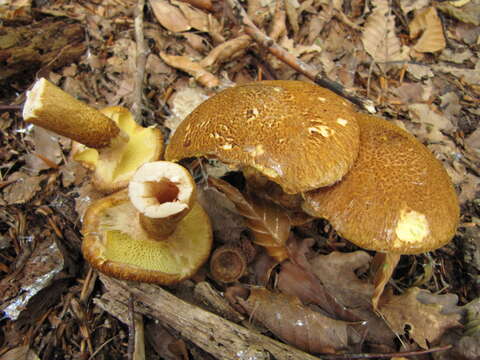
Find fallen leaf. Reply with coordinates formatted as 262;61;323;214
409;7;446;53
196;186;246;244
408;103;454;142
209;177;290;262
2;172;46;205
173;0;212;32
165;85;209;133
361;0;409;63
0;345;40;360
310;251;396;346
400;0;430;14
380;287;462;348
200;35;251;69
24;126;64;174
149;0;191;32
237;287;352;353
437;0;480;26
439;48;474;64
160;52;219;88
432;63;480;86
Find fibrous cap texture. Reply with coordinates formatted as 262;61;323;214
82;189;212;285
303;114;459;254
165;80;360;194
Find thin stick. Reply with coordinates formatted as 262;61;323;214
320;344;453;359
127;295;136;360
132;0;147;123
224;0;375;113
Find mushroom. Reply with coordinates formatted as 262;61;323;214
23;78;163;193
302;114;459;309
165;80;361;198
82;161;212;284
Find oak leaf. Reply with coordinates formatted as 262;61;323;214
380;287;462;349
237;287;351;353
209;177;290;262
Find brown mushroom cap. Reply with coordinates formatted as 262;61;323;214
165;80;360;194
82;189;212;285
303;114;459;255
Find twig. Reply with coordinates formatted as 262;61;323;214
320;344;453;359
127;295;136;360
132;0;147;123
224;0;375;113
0;104;22;111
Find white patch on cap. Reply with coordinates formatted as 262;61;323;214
395;209;430;245
337;118;348;126
308;125;335;137
221;143;232;150
317;97;326;102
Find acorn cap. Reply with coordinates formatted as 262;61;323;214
74;106;164;193
82;189;212;285
165;80;360;195
303;114;459;255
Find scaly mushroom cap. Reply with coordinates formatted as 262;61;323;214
73;106;164;193
303;114;460;254
165;80;360;194
82;189;212;285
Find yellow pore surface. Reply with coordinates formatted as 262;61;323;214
82;190;212;284
73;106;163;188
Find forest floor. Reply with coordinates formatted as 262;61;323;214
0;0;479;359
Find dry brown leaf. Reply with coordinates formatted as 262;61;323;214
237;287;351;353
408;103;455;142
2;172;46;205
149;0;191;32
400;0;430;14
285;0;300;34
209;177;290;262
310;251;396;346
200;35;251;69
380;287;461;349
409;7;446;53
437;0;480;26
159;52;219;88
0;345;40;360
174;0;211;32
311;251;373;308
361;0;409;63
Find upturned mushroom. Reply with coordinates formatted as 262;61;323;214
82;161;212;284
23;78;163;193
303;114;459;309
165;80;361;199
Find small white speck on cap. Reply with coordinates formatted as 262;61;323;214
317;97;326;102
337;118;348;126
308;125;335;137
221;144;233;150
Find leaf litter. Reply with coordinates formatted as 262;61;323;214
0;0;479;358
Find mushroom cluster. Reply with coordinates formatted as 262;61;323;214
165;80;460;307
23;79;213;285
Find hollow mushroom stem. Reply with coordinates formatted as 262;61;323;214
128;161;197;240
23;78;128;149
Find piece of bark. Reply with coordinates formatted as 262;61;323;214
0;18;85;81
98;275;323;360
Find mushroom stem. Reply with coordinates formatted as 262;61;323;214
129;161;197;240
371;252;401;312
23;78;128;149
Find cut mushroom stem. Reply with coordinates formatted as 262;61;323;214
23;78;128;149
129;161;196;240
